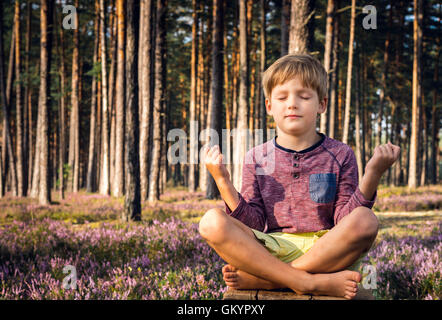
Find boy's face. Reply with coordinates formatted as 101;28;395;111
265;76;327;136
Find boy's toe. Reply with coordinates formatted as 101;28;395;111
349;271;362;283
344;290;357;300
224;264;237;272
345;280;358;289
225;280;238;289
223;272;237;281
345;284;358;293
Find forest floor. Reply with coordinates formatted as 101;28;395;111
0;184;440;299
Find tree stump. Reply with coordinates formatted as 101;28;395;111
223;287;375;300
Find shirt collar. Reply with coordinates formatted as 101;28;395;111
273;132;326;154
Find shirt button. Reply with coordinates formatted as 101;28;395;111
293;155;299;160
293;173;299;179
293;163;299;167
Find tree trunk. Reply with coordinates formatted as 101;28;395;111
258;0;267;142
188;0;199;192
113;0;125;197
196;0;204;190
206;0;224;199
354;43;363;183
77;55;83;189
139;0;153;200
246;0;253;143
430;36;439;184
281;0;290;56
420;93;427;186
68;0;80;193
109;4;117;194
30;85;42;198
328;0;339;139
123;0;141;221
227;0;238;180
86;0;100;193
24;0;32;195
320;0;335;134
55;1;66;199
289;0;314;54
342;0;355;145
417;3;428;186
148;0;166;202
160;103;167;194
387;4;399;186
221;0;230;182
408;0;422;189
233;0;249;191
99;0;110;195
96;58;102;188
2;24;15;186
0;1;18;197
231;0;238;130
14;1;25;197
362;48;370;167
249;22;257;147
38;0;54;205
199;2;212;193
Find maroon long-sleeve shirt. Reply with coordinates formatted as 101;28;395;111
225;132;377;233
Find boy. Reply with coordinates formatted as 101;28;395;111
199;54;400;299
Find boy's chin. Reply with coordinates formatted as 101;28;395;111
279;125;319;136
279;128;307;136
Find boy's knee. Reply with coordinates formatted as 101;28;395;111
347;207;379;242
199;208;230;243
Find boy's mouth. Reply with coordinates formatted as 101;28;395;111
286;115;302;118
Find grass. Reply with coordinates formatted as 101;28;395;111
0;184;440;299
1;184;440;225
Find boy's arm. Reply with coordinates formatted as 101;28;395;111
204;145;267;231
204;145;239;211
215;177;240;213
333;148;377;225
334;142;401;225
362;141;401;199
358;169;382;202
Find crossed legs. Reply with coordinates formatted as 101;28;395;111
198;206;378;299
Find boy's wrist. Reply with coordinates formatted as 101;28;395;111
360;168;382;201
215;176;240;213
365;166;383;179
215;176;232;188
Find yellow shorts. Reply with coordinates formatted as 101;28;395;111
251;228;365;272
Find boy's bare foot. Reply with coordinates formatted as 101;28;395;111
222;264;278;290
308;270;361;300
223;264;361;300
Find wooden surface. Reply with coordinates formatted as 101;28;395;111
223;287;375;300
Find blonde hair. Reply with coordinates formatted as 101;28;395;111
262;54;328;102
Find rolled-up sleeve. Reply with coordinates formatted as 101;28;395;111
224;151;267;231
333;147;377;225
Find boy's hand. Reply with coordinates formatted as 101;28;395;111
204;145;230;182
365;141;401;177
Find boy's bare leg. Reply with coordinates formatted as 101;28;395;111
222;206;378;289
199;208;361;299
289;206;378;273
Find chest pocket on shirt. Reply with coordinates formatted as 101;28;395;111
309;173;337;203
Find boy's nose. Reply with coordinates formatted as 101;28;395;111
286;99;298;109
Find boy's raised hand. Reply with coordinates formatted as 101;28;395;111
365;141;401;177
204;145;231;182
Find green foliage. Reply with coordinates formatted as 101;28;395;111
85;61;102;80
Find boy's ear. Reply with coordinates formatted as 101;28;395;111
318;97;327;114
265;98;272;115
